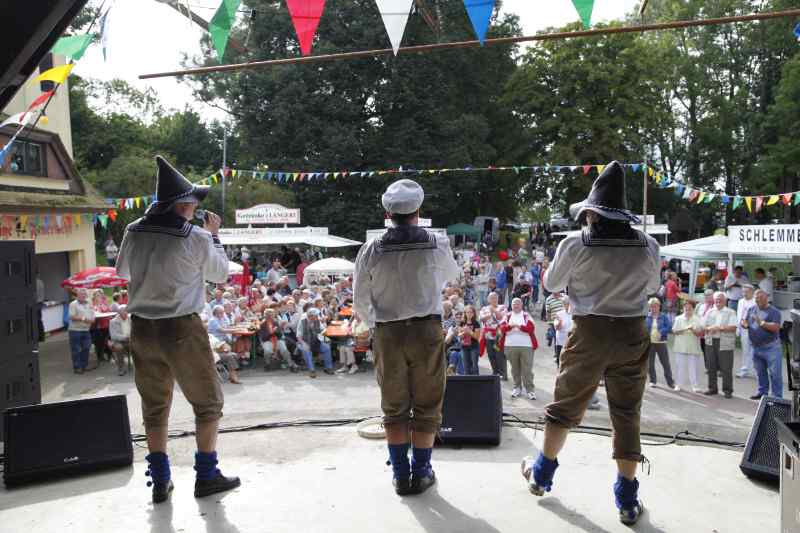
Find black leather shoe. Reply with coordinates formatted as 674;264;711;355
393;476;413;496
411;471;437;495
619;501;644;525
152;480;174;504
702;390;718;396
723;392;733;399
749;393;764;401
194;472;241;498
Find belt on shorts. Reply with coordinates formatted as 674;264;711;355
376;314;441;327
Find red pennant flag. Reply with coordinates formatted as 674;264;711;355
108;209;118;222
582;165;591;175
688;189;700;202
286;0;326;56
118;199;126;210
27;90;54;111
781;193;793;206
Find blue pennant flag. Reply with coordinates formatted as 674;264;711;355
675;185;685;196
631;164;641;173
464;0;496;45
721;195;730;205
266;172;273;180
794;22;800;41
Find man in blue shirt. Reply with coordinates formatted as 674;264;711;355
529;262;541;309
494;262;507;305
743;290;783;400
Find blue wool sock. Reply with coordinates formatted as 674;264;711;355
614;475;640;510
411;447;433;477
145;452;171;486
532;452;559;492
194;451;221;481
387;443;411;480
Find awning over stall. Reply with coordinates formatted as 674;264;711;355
218;227;362;248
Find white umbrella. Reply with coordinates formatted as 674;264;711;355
304;258;355;278
228;261;244;274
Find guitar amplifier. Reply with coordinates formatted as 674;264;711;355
438;375;503;446
3;395;133;487
740;396;792;483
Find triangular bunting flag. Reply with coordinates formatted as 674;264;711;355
682;187;692;200
631;164;640;173
375;0;414;55
781;193;793;206
134;197;141;208
571;0;595;29
208;0;242;61
745;197;753;212
704;193;715;203
696;192;705;203
732;196;742;210
51;34;95;61
596;165;605;175
794;193;800;206
647;167;654;178
463;0;496;45
582;165;591;175
688;190;700;202
98;214;108;228
286;0;326;56
34;63;74;85
569;166;577;172
755;196;764;213
675;185;685;196
766;195;779;206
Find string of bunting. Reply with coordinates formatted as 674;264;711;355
646;164;800;213
0;212;119;240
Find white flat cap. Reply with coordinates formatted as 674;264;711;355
382;179;424;215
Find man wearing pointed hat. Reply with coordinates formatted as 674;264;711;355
523;162;660;525
117;156;240;504
353;179;459;496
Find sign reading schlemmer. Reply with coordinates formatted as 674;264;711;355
729;225;800;255
235;204;300;225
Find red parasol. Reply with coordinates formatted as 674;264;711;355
61;266;128;289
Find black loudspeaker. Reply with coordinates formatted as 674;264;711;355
740;396;792;483
438;375;502;446
3;395;133;487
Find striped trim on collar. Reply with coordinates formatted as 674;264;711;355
581;227;647;248
377;232;437;253
128;220;195;238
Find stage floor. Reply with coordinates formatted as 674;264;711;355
0;323;779;532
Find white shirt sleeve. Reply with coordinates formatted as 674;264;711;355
543;238;575;293
116;230;132;281
198;230;229;284
353;243;376;327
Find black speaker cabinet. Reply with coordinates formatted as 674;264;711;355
740;396;792;483
3;395;133;487
438;375;503;446
0;355;41;440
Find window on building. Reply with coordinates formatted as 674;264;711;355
9;141;46;176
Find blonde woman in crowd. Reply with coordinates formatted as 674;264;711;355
671;299;704;392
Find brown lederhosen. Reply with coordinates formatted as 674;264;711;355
545;315;650;461
131;313;223;429
373;317;446;434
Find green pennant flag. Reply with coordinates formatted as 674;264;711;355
209;0;242;61
571;0;595;29
732;196;742;210
794;193;800;206
52;34;95;60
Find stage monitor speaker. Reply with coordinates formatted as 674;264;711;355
3;395;133;487
438;375;502;446
740;396;792;483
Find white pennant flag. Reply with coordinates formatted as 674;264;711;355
0;112;32;130
375;0;414;55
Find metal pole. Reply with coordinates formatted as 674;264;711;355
642;167;648;235
222;129;227;223
138;8;800;79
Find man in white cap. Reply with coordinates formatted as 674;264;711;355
116;156;240;504
354;178;459;496
524;162;660;525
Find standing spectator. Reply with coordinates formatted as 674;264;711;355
553;299;573;366
754;268;773;303
296;308;334;378
105;236;119;267
545;291;565;350
68;288;95;374
494;262;507;305
645;298;675;389
540;258;551;320
744;289;783;400
696;289;715;372
671;300;703;392
705;270;724;292
529;261;541;310
703;292;738;398
724;266;748;311
735;285;757;379
109;305;132;376
91;290;113;363
266;260;285;285
445;310;465;375
504;261;515;308
663;272;680;319
498;298;538;400
460;305;481;375
480;292;507;380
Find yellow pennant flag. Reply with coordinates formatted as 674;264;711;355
20;215;28;227
232;170;238;179
744;197;752;212
134;197;141;208
648;167;654;177
74;214;81;226
766;195;779;206
696;192;705;203
596;165;605;175
34;63;74;85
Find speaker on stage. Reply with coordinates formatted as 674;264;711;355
3;395;133;487
438;375;502;446
740;396;792;483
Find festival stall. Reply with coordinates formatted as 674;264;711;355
660;224;800;320
302;258;355;282
218;226;361;249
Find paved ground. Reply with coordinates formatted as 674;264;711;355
0;317;781;532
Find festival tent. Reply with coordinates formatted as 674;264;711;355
303;258;355;280
218;227;362;248
446;223;481;239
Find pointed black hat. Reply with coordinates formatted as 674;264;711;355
145;156;210;215
568;161;639;223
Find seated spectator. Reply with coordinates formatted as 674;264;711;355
109;305;132;376
296;308;334;378
277;276;292;297
211;288;226;308
208;305;235;344
209;337;242;384
337;312;369;375
237;298;257;323
259;309;297;372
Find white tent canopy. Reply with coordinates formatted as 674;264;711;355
228;261;244;274
218;226;362;248
303;258;355;278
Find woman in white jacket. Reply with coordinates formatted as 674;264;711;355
672;299;704;392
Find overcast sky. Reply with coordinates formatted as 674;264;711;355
75;0;639;121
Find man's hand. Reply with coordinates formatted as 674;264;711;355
203;210;222;235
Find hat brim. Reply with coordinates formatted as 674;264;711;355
144;185;209;215
569;201;640;223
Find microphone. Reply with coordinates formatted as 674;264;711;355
194;209;209;222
